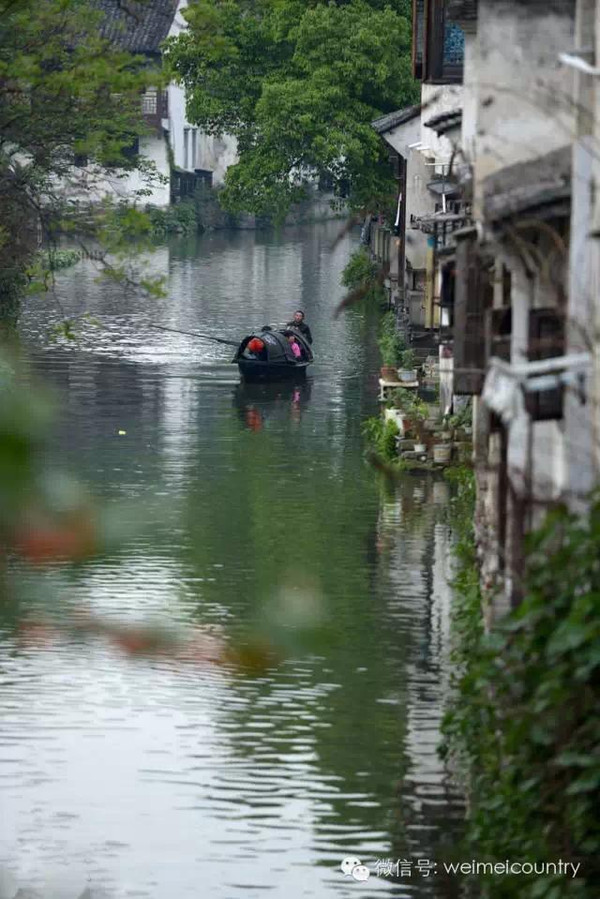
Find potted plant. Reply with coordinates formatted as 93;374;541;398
447;414;461;439
433;442;453;465
384;402;404;429
379;331;400;381
457;403;473;436
393;392;429;447
398;348;418;383
411;399;429;453
377;313;406;381
392;389;415;433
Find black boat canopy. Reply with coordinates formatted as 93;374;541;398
234;328;313;363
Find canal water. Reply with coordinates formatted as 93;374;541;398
1;223;463;898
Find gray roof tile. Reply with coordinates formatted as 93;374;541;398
371;105;422;135
94;0;179;54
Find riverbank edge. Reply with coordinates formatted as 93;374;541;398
439;467;600;899
148;185;347;238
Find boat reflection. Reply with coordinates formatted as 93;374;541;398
233;380;312;431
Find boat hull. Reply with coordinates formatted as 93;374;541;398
237;359;310;382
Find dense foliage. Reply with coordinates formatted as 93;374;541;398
0;0;158;316
443;474;600;898
361;415;399;461
378;309;406;366
166;0;417;217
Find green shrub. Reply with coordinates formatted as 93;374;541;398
147;200;201;238
361;415;399;462
378;310;406;367
340;247;387;305
39;249;81;271
442;480;600;898
399;348;417;370
341;247;378;290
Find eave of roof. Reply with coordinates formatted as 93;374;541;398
94;0;179;54
371;105;422;135
424;109;463;136
482;145;571;222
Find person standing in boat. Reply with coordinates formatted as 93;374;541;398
286;310;312;344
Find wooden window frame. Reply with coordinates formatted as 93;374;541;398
412;0;464;83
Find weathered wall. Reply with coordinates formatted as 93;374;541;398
566;0;600;501
82;134;171;207
420;84;463;165
406;151;434;272
593;0;600;476
474;0;576;210
379;116;430;273
460;34;478;170
166;3;197;173
196;133;239;185
381;116;421;157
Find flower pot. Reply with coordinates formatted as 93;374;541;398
413;442;427;454
439;430;452;441
381;366;399;381
433;443;452;465
398;368;418;383
384;408;403;428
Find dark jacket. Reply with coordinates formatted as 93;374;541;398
287;320;312;344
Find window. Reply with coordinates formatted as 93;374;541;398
141;88;168;135
412;0;464;83
527;308;565;420
142;88;158;116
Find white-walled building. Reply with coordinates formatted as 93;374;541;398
95;0;237;207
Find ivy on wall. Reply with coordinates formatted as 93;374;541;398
442;477;600;898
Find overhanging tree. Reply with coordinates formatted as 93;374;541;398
0;0;160;317
165;0;417;218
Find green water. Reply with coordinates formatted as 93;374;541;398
0;224;462;898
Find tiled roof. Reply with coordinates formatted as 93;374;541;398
94;0;179;54
424;109;462;135
371;105;422;135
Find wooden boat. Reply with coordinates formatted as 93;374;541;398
233;328;314;382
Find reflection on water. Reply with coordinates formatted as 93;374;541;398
234;380;312;432
0;224;462;898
